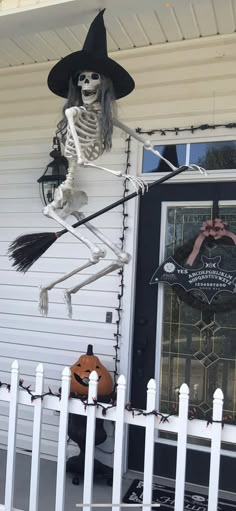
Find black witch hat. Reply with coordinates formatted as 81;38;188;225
47;9;135;100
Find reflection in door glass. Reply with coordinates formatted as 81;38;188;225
142;144;186;173
190;140;236;170
160;205;236;438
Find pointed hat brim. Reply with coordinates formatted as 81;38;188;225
47;50;135;99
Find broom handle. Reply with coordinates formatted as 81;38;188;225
58;166;189;235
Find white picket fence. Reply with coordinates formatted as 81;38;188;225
0;361;235;511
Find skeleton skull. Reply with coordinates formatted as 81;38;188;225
78;71;101;106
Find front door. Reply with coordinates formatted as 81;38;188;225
129;181;236;492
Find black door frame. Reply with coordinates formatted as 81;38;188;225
128;181;236;491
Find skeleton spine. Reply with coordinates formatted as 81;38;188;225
63;158;77;188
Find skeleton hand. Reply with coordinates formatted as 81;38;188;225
121;174;148;195
187;164;207;175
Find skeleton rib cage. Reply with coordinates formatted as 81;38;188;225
64;108;103;161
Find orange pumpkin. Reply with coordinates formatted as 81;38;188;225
70;344;113;396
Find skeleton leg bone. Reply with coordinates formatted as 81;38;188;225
43;207;106;260
72;212;130;262
40;206;106;315
64;261;123;319
62;212;131;317
39;259;97;316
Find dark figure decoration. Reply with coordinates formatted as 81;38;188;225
172;217;236;312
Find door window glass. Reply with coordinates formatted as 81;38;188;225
160;205;236;442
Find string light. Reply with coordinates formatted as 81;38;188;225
0;379;233;425
113;135;131;386
136;122;236;137
125;403;173;422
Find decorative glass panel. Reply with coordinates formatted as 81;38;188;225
159;205;236;441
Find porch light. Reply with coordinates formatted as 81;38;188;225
38;136;68;205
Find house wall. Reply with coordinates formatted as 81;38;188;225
1;33;236;459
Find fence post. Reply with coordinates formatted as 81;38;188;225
174;383;189;511
208;388;224;511
143;379;157;511
4;360;19;511
83;370;98;511
55;366;71;511
29;363;44;511
112;375;126;511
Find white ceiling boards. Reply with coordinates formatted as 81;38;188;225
1;0;236;68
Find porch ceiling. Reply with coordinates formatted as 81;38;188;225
0;0;236;68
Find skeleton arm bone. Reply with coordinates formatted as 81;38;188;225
113;118;206;174
83;162;147;194
113;118;177;171
65;107;84;163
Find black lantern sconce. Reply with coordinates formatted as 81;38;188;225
38;136;68;205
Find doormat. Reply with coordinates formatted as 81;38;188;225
123;479;235;510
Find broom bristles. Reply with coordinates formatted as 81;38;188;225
8;231;59;272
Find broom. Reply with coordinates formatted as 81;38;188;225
8;166;189;272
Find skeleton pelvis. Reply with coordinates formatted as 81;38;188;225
44;188;88;219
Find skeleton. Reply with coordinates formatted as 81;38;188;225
39;71;204;318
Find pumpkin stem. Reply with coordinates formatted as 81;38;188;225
87;344;94;356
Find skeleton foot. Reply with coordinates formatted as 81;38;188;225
64;291;73;319
39;287;49;316
122;175;148;195
64;261;122;318
38;257;102;317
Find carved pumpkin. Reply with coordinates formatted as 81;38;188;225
70;344;113;396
